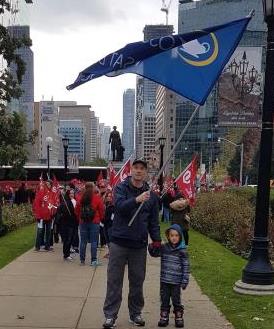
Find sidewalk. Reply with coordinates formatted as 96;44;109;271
0;244;234;329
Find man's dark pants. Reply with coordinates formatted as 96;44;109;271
160;282;184;312
62;226;76;258
103;242;147;319
35;220;52;250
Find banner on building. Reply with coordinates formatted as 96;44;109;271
68;154;79;173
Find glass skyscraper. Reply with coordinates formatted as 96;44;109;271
122;89;135;160
135;24;174;160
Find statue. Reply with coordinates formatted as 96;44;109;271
109;126;122;161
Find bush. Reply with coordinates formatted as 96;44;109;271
191;188;274;258
2;204;35;233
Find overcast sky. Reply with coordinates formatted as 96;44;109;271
28;0;179;131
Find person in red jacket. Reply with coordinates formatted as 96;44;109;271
75;182;104;266
33;180;58;251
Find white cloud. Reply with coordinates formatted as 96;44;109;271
30;0;179;130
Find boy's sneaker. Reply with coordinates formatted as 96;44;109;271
158;311;169;327
74;248;79;254
129;315;145;326
64;256;73;261
174;311;184;328
103;317;116;328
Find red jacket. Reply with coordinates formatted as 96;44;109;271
75;193;104;224
32;188;58;221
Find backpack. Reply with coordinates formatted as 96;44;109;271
80;204;95;222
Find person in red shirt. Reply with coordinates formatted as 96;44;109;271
33;180;58;251
75;182;104;266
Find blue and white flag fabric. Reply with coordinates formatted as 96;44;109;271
67;15;252;105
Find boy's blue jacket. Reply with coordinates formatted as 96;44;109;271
110;176;161;248
148;224;190;286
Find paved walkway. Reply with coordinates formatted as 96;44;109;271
0;244;234;329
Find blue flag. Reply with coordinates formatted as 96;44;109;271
67;15;251;105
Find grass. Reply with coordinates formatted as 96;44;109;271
160;223;274;329
0;224;35;269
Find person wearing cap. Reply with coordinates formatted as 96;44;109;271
103;158;161;329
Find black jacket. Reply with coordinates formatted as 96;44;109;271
57;196;77;228
110;177;161;248
104;203;115;229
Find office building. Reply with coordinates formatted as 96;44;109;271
135;24;174;160
59;104;92;162
98;124;111;160
155;86;177;174
7;25;34;134
122;89;135;160
59;120;86;161
91;112;99;161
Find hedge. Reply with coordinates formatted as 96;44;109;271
191;188;274;259
1;204;35;236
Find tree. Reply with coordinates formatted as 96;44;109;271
227;128;261;183
83;158;108;167
0;2;34;179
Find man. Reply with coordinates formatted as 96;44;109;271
33;180;58;251
109;126;121;161
103;159;161;328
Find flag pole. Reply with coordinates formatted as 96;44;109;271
128;104;201;227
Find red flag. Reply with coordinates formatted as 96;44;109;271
97;170;104;185
175;156;198;206
52;175;60;208
112;158;131;187
107;162;117;187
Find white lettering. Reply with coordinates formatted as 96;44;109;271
113;54;124;69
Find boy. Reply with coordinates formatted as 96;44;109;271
148;224;189;328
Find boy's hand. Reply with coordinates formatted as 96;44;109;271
181;283;188;290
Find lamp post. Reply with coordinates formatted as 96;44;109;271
218;137;244;186
158;136;166;194
62;137;69;184
46;136;53;179
234;0;274;293
228;52;260;98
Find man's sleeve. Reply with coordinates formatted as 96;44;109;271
148;195;161;242
114;184;138;218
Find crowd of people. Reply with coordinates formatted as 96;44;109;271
32;178;114;263
0;182;35;206
27;158;191;328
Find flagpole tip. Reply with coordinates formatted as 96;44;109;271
248;9;255;18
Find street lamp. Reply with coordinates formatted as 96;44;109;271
62;137;69;183
228;51;259;98
234;0;274;294
218;137;244;186
158;136;166;194
46;136;53;178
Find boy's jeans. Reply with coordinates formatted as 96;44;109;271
103;243;147;320
35;219;52;250
160;282;184;312
79;222;100;262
